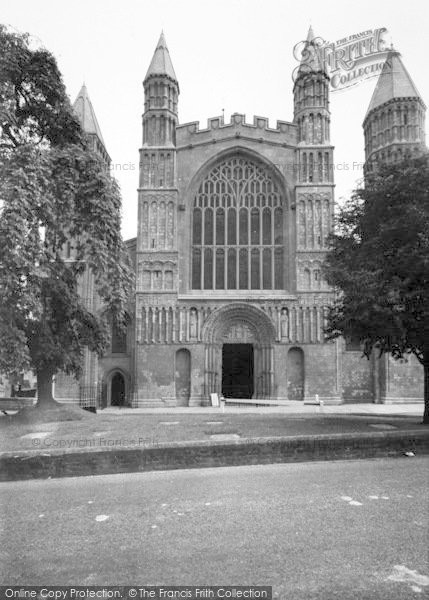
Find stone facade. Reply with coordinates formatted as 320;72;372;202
55;32;424;408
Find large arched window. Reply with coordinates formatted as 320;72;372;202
192;156;284;290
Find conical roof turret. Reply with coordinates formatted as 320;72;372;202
363;50;426;170
306;25;315;43
365;50;424;118
73;83;106;144
296;25;327;76
144;32;178;84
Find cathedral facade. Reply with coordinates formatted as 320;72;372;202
56;31;425;408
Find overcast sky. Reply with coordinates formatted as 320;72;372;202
2;0;428;240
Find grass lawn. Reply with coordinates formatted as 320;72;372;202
0;407;424;453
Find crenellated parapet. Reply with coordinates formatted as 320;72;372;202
177;113;298;148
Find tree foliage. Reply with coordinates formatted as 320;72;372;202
0;25;81;151
0;25;133;402
324;154;429;422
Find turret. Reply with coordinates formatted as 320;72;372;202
70;83;112;408
73;83;110;164
363;50;426;171
293;26;332;184
142;32;179;152
293;27;335;298
136;33;179;290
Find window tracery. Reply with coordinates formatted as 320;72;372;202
192;157;284;290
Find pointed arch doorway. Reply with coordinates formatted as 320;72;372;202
111;372;126;406
104;369;129;407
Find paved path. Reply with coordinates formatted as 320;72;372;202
2;458;428;598
101;402;423;416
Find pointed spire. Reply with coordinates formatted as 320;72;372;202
144;32;177;83
297;25;327;76
73;83;106;145
366;51;424;116
306;25;315;43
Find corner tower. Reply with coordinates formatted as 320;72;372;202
293;27;335;294
142;32;179;153
362;51;426;405
363;50;426;171
134;33;180;405
54;84;111;407
138;32;179;244
72;83;110;317
73;83;110;164
293;27;332;173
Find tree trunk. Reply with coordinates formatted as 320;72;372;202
36;367;56;407
423;361;429;425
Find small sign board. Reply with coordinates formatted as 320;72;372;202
210;393;219;407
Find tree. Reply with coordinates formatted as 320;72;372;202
0;25;133;410
324;154;429;424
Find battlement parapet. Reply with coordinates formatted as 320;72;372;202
177;113;297;147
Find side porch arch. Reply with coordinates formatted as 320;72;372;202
101;368;131;408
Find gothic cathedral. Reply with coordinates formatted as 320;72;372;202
57;30;425;408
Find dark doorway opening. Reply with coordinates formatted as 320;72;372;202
222;343;254;399
111;372;126;406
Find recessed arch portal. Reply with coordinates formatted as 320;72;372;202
202;303;276;400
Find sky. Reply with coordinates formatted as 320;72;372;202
2;0;428;240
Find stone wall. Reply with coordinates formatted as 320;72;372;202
341;350;372;403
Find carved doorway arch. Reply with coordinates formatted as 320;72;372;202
201;304;276;400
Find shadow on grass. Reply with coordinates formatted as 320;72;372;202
0;401;96;426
